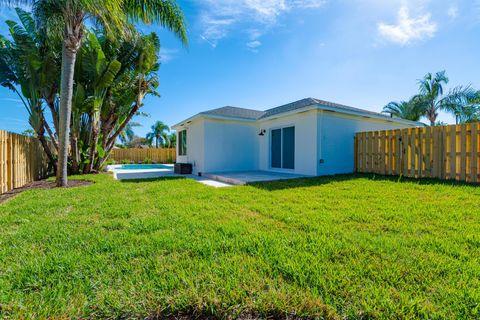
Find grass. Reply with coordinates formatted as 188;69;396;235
0;174;479;319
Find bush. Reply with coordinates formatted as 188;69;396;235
143;158;153;164
120;159;131;164
105;159;117;166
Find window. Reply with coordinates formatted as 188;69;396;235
271;126;295;169
178;130;187;156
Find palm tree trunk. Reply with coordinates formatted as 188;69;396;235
104;98;144;151
71;134;80;174
98;100;144;169
86;123;99;173
36;124;56;172
429;103;436;126
56;44;78;187
46;92;59;135
39;134;57;172
43;118;58;151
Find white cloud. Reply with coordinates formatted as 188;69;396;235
447;5;459;20
377;6;437;45
199;17;236;47
198;0;327;48
159;48;179;63
246;40;262;52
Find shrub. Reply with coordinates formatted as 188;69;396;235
143;158;153;164
120;159;131;164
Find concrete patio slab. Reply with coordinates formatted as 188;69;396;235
202;171;307;186
107;164;234;188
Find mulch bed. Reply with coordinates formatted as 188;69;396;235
0;180;94;204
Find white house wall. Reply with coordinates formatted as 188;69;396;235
202;119;259;173
317;110;418;175
176;118;205;174
258;110;318;176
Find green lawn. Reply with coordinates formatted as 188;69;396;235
0;174;479;319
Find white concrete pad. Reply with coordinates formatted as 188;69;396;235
187;175;234;188
202;171;307;185
107;164;234;187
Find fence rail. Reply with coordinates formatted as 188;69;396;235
0;130;53;194
110;148;176;164
355;123;480;183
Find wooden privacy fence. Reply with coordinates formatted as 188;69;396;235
355;123;480;183
110;148;176;164
0;130;53;194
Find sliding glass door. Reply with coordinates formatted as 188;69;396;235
271;126;295;169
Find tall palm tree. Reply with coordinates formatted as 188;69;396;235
416;71;449;126
382;97;425;122
146;121;170;148
3;0;187;186
414;71;474;126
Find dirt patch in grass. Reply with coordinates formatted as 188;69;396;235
0;180;94;204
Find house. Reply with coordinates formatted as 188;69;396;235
172;98;423;177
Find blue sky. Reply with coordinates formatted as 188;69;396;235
0;0;479;136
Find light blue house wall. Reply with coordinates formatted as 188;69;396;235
317;111;417;175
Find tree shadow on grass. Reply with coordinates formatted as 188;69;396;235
119;176;186;184
249;173;479;191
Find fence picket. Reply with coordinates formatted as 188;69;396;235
362;132;367;172
425;127;431;177
418;128;423;177
449;126;456;180
460;125;467;181
472;124;478;183
409;128;416;177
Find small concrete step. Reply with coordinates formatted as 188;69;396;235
201;173;246;186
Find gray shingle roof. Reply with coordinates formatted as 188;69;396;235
191;98;418;124
199;106;265;120
259;98;394;120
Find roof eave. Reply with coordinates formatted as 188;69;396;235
172;113;258;130
317;105;426;126
258;103;425;126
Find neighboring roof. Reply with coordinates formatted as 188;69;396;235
199;106;265;120
172;98;424;128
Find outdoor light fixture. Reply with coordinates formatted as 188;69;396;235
258;129;266;136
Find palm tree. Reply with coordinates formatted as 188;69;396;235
119;122;141;146
441;87;480;124
382;97;425;122
414;71;475;126
146;121;170;148
3;0;187;186
167;132;176;148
